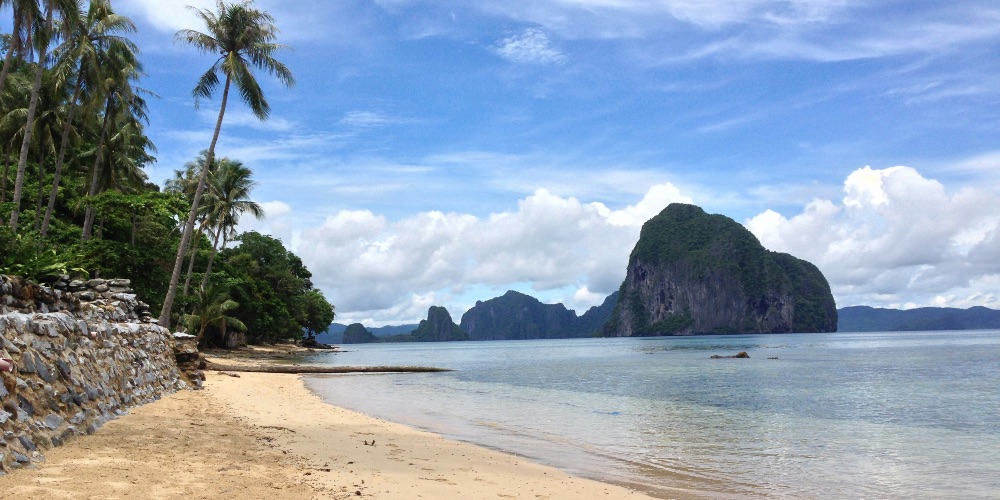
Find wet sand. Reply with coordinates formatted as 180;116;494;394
0;365;654;499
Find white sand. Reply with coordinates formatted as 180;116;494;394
1;371;658;499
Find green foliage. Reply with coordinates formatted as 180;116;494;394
771;252;838;332
0;227;86;281
0;2;330;348
639;312;694;336
184;282;247;347
217;231;333;344
631;203;786;299
301;289;335;339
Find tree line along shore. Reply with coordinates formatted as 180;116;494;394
0;0;334;349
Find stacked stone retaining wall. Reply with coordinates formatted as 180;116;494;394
0;275;188;473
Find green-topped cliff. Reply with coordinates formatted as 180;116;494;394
460;290;598;340
604;203;836;336
411;306;468;342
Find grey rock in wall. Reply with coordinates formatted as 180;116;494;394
0;275;188;473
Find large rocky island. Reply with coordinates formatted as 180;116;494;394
460;290;616;341
604;203;837;336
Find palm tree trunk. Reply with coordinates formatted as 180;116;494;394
41;74;85;236
81;95;115;241
1;145;10;204
182;227;203;296
159;75;232;327
8;6;53;233
33;147;45;230
200;223;224;289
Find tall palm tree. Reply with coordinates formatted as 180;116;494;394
42;0;137;236
166;150;216;296
159;0;293;327
0;64;31;203
8;0;77;232
199;157;262;288
80;39;147;241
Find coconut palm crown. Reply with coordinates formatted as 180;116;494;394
159;0;293;328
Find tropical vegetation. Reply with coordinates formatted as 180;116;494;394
0;0;333;348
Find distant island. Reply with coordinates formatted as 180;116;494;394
838;306;1000;332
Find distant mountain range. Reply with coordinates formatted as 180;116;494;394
837;306;1000;332
316;301;1000;345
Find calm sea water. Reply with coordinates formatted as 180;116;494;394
302;331;1000;499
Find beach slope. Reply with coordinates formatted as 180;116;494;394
1;370;651;499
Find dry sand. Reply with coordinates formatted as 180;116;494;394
0;368;656;499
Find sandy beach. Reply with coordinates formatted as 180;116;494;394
0;353;655;499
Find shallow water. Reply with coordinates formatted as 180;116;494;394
303;331;1000;498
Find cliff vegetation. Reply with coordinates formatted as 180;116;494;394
604;203;837;336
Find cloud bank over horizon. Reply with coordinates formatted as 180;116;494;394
242;166;1000;326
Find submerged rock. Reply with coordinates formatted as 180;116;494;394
710;351;750;359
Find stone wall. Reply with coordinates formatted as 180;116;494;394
0;275;189;473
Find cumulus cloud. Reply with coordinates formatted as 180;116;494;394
493;29;567;65
123;0;215;33
292;183;688;324
747;166;1000;309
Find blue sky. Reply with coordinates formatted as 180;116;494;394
115;1;1000;325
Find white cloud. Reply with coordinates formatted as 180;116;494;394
291;184;687;324
493;29;567;65
338;111;409;128
124;0;215;33
747;165;1000;309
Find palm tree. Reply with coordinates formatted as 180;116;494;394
166;150;216;296
159;0;293;328
42;0;137;236
80;39;147;241
0;64;31;203
8;0;78;232
184;282;246;347
199;157;262;288
0;0;41;97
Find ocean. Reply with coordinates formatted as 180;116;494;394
302;331;1000;499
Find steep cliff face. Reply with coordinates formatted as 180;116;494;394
770;252;838;332
576;291;619;336
411;306;468;342
460;290;582;341
604;204;836;336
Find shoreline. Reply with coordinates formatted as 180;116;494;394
209;370;657;498
0;346;669;499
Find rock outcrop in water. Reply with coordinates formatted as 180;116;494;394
411;306;467;342
604;204;837;336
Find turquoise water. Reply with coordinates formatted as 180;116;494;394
303;331;1000;499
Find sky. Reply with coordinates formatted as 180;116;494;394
108;0;1000;326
